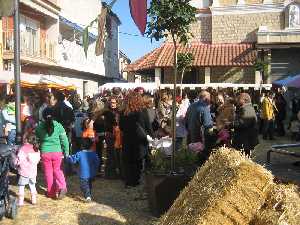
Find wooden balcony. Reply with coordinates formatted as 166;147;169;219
2;30;57;66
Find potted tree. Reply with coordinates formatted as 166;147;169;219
145;148;198;217
145;0;197;217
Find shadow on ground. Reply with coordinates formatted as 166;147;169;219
78;213;124;225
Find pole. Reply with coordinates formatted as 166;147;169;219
14;0;22;145
171;38;177;173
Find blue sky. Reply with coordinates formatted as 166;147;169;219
112;0;162;62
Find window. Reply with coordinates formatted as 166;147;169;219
3;60;13;71
20;15;40;56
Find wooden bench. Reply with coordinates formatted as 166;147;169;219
267;143;300;163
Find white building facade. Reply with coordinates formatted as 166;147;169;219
0;0;121;97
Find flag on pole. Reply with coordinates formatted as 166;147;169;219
0;0;14;16
129;0;147;35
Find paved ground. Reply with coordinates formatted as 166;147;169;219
253;136;300;184
1;136;300;225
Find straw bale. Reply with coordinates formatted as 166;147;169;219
251;184;300;225
158;147;274;225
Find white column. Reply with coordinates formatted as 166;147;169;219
237;0;246;5
263;0;273;4
205;67;211;84
155;68;162;84
255;71;262;85
212;0;220;7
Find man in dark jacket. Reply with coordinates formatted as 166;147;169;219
233;93;258;156
185;91;213;165
185;91;213;145
52;92;75;131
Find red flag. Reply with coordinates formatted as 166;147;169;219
129;0;147;35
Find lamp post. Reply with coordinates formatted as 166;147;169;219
13;0;22;145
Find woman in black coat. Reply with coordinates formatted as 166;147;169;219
119;93;152;187
233;93;258;156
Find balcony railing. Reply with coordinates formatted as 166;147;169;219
2;30;56;62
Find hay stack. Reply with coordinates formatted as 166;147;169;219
251;184;300;225
158;148;274;225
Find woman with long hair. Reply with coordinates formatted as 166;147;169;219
35;108;69;199
120;92;152;187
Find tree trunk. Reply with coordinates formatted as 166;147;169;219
180;69;185;97
171;34;177;173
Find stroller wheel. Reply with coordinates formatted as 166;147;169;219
6;196;18;219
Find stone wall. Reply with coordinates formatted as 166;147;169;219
211;66;255;83
190;16;212;42
218;0;284;6
212;12;284;43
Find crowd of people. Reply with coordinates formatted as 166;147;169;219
0;86;297;206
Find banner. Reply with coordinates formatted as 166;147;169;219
129;0;147;35
0;0;14;17
95;7;108;56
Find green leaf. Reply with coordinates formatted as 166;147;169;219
83;27;89;58
146;0;197;47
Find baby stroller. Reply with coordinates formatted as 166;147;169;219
0;144;18;220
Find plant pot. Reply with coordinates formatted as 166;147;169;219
145;172;191;217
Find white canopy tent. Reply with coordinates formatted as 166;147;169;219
99;82;272;92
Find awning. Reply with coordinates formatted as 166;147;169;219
40;76;76;90
272;76;295;86
272;74;300;88
0;71;76;90
59;16;97;40
125;42;257;72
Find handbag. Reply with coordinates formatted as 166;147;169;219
188;125;205;153
188;142;204;153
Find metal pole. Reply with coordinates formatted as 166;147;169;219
14;0;22;145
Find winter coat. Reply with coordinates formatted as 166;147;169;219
261;97;277;121
35;120;70;156
233;103;258;151
68;150;99;179
14;143;40;179
120;110;151;161
185;100;213;143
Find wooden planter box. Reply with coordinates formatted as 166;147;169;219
145;172;191;217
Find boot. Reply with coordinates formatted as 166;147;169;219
31;193;37;205
18;195;24;206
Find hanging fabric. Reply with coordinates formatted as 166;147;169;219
129;0;147;35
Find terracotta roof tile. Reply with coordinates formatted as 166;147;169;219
125;42;257;72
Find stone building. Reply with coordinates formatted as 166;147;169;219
0;0;121;97
126;0;300;84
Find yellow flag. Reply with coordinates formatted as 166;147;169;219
0;0;14;17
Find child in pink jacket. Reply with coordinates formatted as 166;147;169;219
14;133;40;206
